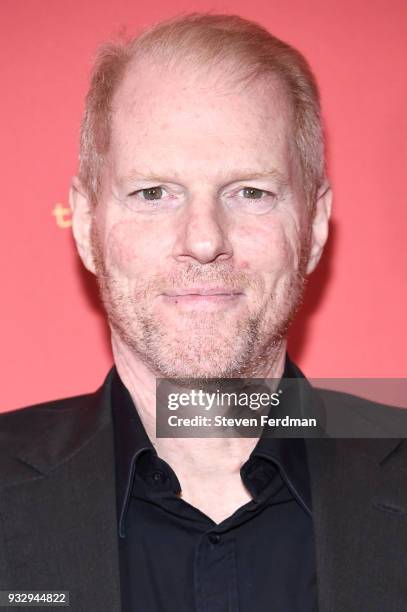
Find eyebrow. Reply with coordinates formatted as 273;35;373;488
234;169;290;188
117;167;290;190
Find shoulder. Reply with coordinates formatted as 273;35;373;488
0;393;96;451
0;369;115;460
316;387;407;437
1;391;95;419
0;371;115;487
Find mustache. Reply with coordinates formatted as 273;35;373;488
136;264;263;293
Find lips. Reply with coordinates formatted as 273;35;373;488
163;287;244;297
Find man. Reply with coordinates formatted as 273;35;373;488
1;13;406;612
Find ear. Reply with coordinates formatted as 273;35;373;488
69;177;97;275
306;181;333;275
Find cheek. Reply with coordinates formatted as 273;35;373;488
233;220;299;274
103;219;163;275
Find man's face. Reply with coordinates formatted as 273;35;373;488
88;59;314;378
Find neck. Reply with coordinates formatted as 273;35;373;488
111;331;287;473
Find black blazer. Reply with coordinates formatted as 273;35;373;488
1;368;407;612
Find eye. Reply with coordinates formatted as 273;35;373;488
240;187;270;199
131;186;164;200
124;184;181;213
224;185;277;215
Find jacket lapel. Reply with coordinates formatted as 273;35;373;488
306;436;407;612
0;370;122;612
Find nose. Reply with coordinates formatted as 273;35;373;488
172;195;233;264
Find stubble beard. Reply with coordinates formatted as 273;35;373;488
90;224;310;380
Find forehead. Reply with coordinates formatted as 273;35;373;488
108;56;296;180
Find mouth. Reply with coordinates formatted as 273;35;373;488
160;287;245;307
163;287;244;297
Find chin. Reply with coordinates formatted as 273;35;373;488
150;348;242;380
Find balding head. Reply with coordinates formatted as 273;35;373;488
78;13;325;208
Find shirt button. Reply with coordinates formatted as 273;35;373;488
208;533;221;544
152;470;164;482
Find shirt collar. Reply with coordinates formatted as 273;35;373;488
250;355;314;516
111;370;154;537
112;353;313;538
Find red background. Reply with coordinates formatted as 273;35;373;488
1;0;406;411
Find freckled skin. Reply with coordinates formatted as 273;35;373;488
89;59;314;378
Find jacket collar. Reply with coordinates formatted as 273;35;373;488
9;369;114;480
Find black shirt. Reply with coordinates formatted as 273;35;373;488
112;355;318;612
